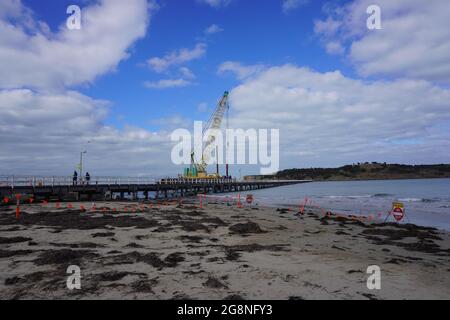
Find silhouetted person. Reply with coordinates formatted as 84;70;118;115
73;171;78;186
85;172;91;185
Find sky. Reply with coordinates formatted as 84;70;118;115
0;0;450;177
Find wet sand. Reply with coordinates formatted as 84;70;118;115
0;201;449;300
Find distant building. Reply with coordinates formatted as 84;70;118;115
244;175;276;181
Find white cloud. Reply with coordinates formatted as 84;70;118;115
144;78;192;89
0;0;23;18
0;0;41;31
197;102;209;113
150;115;191;129
218;61;266;80
0;89;175;176
282;0;309;14
144;66;196;91
0;0;152;90
197;0;231;8
314;17;341;37
227;64;450;168
314;0;450;83
179;67;196;79
0;89;107;135
0;1;179;176
325;41;345;55
204;24;223;34
147;43;207;72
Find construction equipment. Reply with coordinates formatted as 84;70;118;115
184;91;230;179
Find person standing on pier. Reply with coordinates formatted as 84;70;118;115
85;172;91;185
73;171;78;186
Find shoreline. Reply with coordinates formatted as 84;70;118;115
254;177;450;183
0;201;449;300
228;179;450;232
313;177;450;182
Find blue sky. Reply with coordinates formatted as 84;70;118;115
1;0;449;176
24;0;353;130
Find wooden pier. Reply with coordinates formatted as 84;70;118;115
0;176;312;201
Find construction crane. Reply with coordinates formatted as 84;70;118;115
185;91;230;179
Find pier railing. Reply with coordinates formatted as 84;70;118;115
0;175;237;188
0;176;158;187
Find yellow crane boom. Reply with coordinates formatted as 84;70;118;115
188;91;229;178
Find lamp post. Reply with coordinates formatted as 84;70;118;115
80;151;87;183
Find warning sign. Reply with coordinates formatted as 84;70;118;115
391;202;405;222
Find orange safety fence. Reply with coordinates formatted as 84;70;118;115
3;193;394;225
15;194;21;219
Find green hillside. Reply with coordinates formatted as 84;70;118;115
246;163;450;181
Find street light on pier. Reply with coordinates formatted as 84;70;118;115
80;151;87;182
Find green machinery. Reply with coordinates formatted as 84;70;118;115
184;91;230;179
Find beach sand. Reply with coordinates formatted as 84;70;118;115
0;200;449;300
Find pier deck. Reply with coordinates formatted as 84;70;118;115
0;176;312;201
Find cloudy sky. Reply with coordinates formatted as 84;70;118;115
0;0;449;177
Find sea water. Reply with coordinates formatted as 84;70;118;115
232;179;450;231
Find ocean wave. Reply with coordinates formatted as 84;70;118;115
397;198;423;202
396;198;439;203
372;193;393;198
326;195;372;199
422;198;439;203
326;194;396;199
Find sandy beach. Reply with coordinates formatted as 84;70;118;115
0;200;449;300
